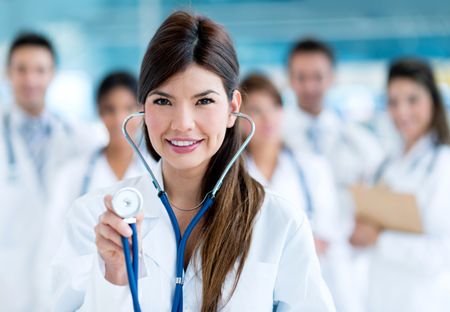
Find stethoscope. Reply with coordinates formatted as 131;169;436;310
2;110;72;183
284;148;314;218
79;148;103;196
305;117;360;157
111;111;255;312
372;142;441;185
2;112;17;182
79;129;146;196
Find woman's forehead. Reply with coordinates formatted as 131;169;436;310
151;64;226;98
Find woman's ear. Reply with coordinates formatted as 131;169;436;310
227;90;242;128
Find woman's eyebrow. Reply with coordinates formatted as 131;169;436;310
148;90;174;99
192;89;220;98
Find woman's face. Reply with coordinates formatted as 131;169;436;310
144;64;240;171
388;78;434;145
241;90;283;146
99;87;140;147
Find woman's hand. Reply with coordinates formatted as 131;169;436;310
349;218;381;248
94;194;144;285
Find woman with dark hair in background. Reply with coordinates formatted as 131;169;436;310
50;71;149;213
350;58;450;312
53;11;335;311
43;71;150;306
241;73;359;312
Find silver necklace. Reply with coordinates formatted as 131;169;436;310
169;198;205;212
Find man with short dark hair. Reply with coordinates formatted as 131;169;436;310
284;38;384;312
0;32;102;310
7;33;56;118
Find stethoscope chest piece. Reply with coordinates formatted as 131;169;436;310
112;187;143;221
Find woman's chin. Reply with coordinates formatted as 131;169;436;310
163;155;209;172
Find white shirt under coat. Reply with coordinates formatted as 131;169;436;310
53;161;336;311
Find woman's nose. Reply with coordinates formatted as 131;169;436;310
171;104;195;131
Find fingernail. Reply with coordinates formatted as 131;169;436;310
124;225;132;237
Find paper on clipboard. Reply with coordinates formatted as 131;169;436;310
350;185;423;234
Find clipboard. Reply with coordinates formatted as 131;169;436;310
349;185;423;234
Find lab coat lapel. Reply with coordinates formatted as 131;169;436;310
139;161;178;281
43;118;66;195
9;108;43;196
141;202;178;282
138;161;204;286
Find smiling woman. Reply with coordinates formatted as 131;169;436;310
53;10;335;312
144;65;237;168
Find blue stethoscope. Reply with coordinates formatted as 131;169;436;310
284;148;314;219
112;111;255;312
79;148;103;196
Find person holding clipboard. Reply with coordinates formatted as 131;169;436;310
350;58;450;312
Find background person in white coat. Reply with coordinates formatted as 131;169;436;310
283;38;384;311
50;71;149;208
240;73;357;312
0;32;101;311
350;58;450;312
53;11;335;311
44;71;151;306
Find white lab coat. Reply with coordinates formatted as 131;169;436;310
0;105;104;311
50;150;153;211
283;107;384;312
284;107;384;230
246;148;358;312
40;151;154;310
367;133;450;312
245;148;339;242
53;161;336;311
371;110;402;156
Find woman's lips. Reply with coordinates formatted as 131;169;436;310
166;138;204;154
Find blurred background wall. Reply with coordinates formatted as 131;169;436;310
1;0;449;123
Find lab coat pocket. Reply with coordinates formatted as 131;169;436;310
223;261;277;311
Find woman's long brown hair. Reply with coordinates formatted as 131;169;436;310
138;11;265;311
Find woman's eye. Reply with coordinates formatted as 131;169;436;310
153;98;171;106
196;98;215;105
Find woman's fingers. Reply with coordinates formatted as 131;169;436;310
95;223;124;247
96;234;123;255
101;195;133;237
104;194;114;212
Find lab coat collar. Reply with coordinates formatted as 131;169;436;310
245;155;269;187
245;148;291;188
10;104;52;131
139;160;165;218
398;132;437;162
295;106;341;132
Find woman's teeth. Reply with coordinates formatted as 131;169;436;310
170;140;197;147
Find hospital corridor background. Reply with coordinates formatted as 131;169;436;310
1;0;450;311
